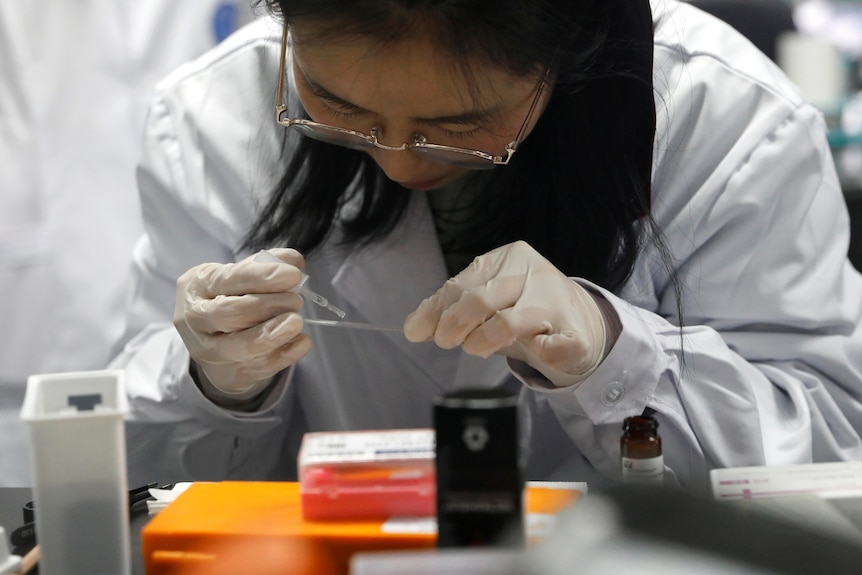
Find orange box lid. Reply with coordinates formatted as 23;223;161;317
142;481;583;575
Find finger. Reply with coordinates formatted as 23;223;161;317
403;291;449;343
446;261;568;346
525;331;601;376
192;312;305;363
186;258;304;299
406;240;549;344
404;248;511;342
185;291;305;334
433;273;528;348
403;272;471;342
231;333;314;382
461;306;551;358
403;274;498;344
446;240;540;289
254;248;306;270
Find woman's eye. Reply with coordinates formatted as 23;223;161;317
440;127;482;140
438;123;483;140
321;102;364;119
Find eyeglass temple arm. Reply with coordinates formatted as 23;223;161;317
275;23;289;119
509;67;552;152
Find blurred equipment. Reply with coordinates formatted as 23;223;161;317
528;485;862;575
794;0;862;57
688;0;795;61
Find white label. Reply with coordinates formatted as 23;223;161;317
381;513;564;538
622;455;664;484
299;429;435;465
710;461;862;500
381;517;438;534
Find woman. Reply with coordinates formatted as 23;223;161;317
112;0;862;488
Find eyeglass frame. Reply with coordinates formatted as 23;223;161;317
274;23;550;167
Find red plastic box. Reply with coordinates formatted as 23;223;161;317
298;429;436;520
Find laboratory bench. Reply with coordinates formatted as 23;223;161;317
6;482;862;575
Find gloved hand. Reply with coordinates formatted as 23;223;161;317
174;248;313;399
403;241;612;387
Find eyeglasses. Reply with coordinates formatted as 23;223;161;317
275;24;548;170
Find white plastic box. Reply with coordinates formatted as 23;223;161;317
20;370;131;575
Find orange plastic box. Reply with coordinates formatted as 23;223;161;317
141;481;583;575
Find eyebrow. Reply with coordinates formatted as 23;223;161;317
300;71;501;126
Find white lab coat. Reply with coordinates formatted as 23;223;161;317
112;0;862;489
0;1;255;486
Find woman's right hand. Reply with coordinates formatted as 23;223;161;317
173;248;312;399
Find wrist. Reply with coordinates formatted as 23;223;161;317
526;285;621;388
584;287;622;359
189;361;275;411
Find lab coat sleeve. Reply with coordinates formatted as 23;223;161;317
110;62;293;484
520;101;862;488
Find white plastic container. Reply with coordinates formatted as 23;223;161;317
20;370;131;575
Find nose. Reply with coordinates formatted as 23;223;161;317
368;125;429;183
369;147;430;183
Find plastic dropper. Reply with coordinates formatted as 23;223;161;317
253;250;347;319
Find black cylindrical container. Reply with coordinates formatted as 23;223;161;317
434;389;524;548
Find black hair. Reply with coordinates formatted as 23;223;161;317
244;0;663;296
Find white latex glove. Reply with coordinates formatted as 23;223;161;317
173;248;312;398
403;241;611;387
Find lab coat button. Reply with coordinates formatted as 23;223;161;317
602;383;625;406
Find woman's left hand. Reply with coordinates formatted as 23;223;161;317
403;240;610;387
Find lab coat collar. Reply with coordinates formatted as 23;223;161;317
333;192;443;327
327;191;512;393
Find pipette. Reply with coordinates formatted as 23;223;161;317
303;319;402;333
254;250;347;319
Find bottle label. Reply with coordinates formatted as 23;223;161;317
621;455;664;484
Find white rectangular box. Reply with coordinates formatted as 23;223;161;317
711;461;862;501
711;462;862;543
21;370;131;575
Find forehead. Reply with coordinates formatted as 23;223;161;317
290;28;537;117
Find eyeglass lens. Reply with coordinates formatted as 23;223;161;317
296;124;498;169
292;124;374;150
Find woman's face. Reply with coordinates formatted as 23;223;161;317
290;28;550;191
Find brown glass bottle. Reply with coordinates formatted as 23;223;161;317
620;415;663;485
